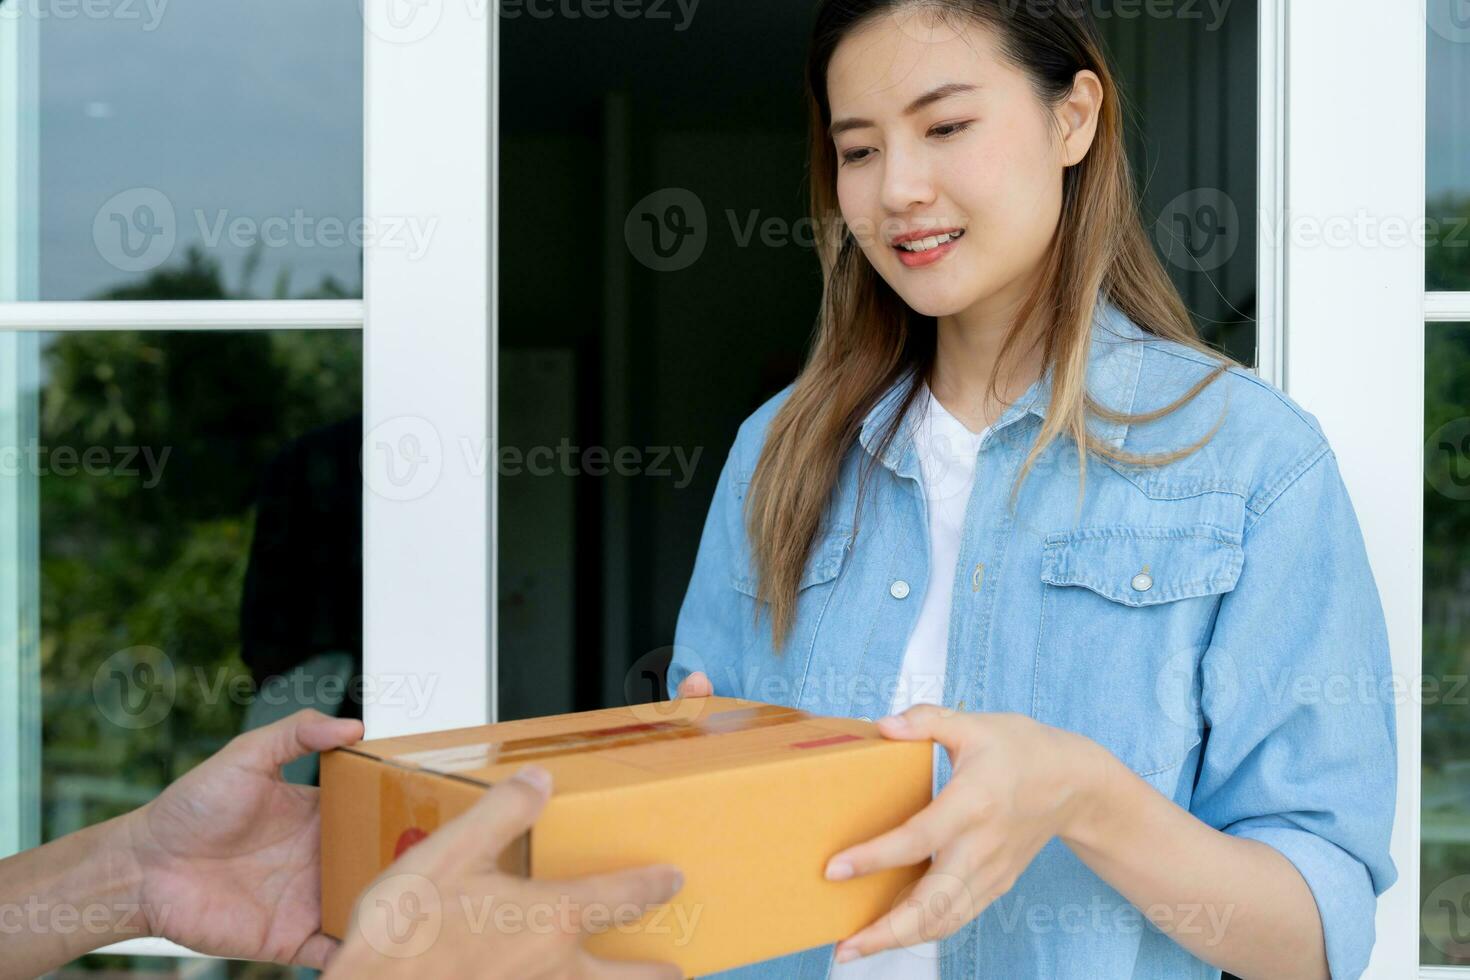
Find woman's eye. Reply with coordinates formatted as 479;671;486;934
839;121;972;166
930;120;973;139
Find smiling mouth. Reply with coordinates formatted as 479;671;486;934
894;229;965;253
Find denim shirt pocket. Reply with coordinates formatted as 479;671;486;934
729;524;853;596
724;518;854;708
728;475;851;598
1034;524;1244;782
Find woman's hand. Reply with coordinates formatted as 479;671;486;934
675;671;713;698
125;708;366;968
823;705;1108;963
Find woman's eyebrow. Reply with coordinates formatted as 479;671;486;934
828;82;981;138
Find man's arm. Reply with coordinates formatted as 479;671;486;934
0;812;148;979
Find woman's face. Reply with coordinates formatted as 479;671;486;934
827;10;1099;323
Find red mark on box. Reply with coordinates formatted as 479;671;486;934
393;827;428;858
791;734;861;750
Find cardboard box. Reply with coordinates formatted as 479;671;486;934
321;695;933;976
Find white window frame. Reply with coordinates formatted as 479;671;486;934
1271;2;1427;976
0;0;41;865
0;0;495;961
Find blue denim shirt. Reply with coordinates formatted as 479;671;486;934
668;298;1399;980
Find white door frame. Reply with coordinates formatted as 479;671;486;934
1270;1;1426;976
360;0;496;739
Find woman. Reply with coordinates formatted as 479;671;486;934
668;1;1397;978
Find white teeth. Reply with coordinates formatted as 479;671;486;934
898;230;963;252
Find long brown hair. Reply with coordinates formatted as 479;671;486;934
748;0;1239;651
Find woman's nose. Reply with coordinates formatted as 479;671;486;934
879;144;938;214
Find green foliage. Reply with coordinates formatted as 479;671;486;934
40;249;362;841
90;240;362;302
1428;193;1470;292
1424;324;1470;773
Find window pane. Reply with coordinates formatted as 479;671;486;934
1428;12;1470;291
1;328;362;971
1423;322;1470;965
4;0;362;300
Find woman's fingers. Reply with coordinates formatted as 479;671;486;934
833;854;984;961
876;703;971;748
824;779;974;880
676;671;712;698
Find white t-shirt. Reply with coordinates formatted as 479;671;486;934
830;384;989;979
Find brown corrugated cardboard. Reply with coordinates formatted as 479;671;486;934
320;695;933;977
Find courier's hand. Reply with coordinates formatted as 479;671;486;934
125;708;366;967
327;765;685;979
823;707;1106;962
675;671;712;698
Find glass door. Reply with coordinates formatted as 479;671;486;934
0;0;492;969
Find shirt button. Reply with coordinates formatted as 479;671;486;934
1131;572;1153;592
890;580;910;599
